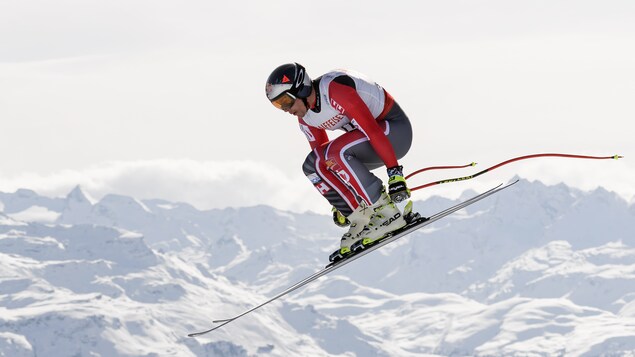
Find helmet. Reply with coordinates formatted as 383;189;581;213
265;63;312;110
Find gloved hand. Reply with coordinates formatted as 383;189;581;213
387;165;411;203
332;207;350;227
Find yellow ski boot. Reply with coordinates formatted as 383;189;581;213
355;190;407;248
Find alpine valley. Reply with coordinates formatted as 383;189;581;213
1;178;635;357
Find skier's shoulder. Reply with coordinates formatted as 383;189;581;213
319;70;359;105
321;69;361;87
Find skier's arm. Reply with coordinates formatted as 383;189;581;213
298;117;329;150
328;80;399;168
329;79;410;202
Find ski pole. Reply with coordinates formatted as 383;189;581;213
407;153;623;192
405;162;477;179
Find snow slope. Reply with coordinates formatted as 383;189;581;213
1;178;634;356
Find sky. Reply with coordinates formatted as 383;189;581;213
0;0;633;213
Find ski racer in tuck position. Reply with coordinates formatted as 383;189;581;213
265;63;414;259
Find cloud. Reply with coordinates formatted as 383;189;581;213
1;157;632;220
0;159;331;213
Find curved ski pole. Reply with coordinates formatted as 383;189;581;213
405;162;477;180
409;153;622;192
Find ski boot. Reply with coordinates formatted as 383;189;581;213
328;203;374;263
350;192;413;253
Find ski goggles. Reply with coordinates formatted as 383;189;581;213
269;91;297;110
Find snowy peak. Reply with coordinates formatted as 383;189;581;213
0;188;65;217
66;185;92;205
57;185;94;225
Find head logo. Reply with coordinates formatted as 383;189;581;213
282;75;291;83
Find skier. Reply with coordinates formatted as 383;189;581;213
265;63;413;258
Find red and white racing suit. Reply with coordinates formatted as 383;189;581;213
300;69;413;216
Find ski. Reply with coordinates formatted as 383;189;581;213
187;180;518;337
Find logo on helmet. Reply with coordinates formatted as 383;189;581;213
295;68;305;88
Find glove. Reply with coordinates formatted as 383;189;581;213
332;207;350;227
387;165;411;203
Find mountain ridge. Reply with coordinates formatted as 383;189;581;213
1;178;634;356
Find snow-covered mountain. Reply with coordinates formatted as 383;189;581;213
1;179;634;356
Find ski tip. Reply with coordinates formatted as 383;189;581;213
188;327;218;337
212;319;232;323
504;179;520;187
614;154;623;160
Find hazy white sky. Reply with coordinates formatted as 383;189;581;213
1;0;633;212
